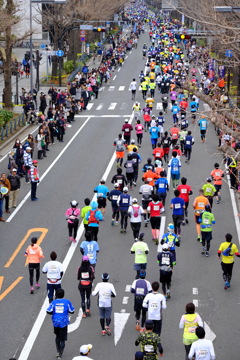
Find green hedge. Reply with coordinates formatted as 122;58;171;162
0;109;14;127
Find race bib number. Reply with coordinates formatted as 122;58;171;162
147;178;153;182
198;350;208;357
181;189;187;193
164;140;168;144
127;163;132;168
125;128;129;132
206;187;211;193
136;248;143;255
162;257;170;265
156;152;160;157
136;288;144;295
98;193;103;197
154;205;159;211
198;202;204;208
55;305;64;313
112;195;118;200
159;183;164;188
103;292;110;298
117;179;122;184
123;198;129;204
144;345;154;353
189;326;197;334
173;166;178;172
152;128;156;132
186;141;190;145
87;253;94;259
81;272;89;279
216;172;221;177
203;218;209;224
151;302;158;309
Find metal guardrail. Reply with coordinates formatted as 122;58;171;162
0;114;25;141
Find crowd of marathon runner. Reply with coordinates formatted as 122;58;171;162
2;1;240;360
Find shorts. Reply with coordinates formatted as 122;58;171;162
214;184;221;192
54;326;68;341
160;269;172;283
200;130;206;135
151;138;157;145
142;199;150;210
97;197;106;208
171;173;180;180
150;217;161;229
163;147;170;155
201;231;212;241
194;214;201;224
116;151;124;159
183;338;197;346
134;263;147;271
99;306;112;319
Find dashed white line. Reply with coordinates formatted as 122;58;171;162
118;67;121;72
193;299;199;307
125;285;131;292
87;103;94;110
108;103;117;110
122;296;129;304
113;75;117;80
108;86;115;91
119;86;125;91
96;104;103;110
120;309;126;313
193;287;198;295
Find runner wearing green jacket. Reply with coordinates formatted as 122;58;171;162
200;205;215;257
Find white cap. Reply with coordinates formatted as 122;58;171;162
26;147;32;151
132;198;138;203
125;119;128;123
71;200;78;206
123;186;128;192
114;183;119;188
162;243;169;250
131;139;135;144
12;168;17;172
80;344;92;355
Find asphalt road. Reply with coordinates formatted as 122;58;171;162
0;25;240;360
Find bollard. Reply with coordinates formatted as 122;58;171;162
1;127;4;140
14;118;17;130
5;124;8;137
18;115;20;127
10;121;13;133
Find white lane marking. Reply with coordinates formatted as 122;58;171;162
120;103;127;110
87;103;94;110
119;86;125;91
167;162;171;185
156;103;162;110
113;75;117;80
122;297;129;304
0;124;39;163
7;116;92;222
130;50;132;54
204;321;216;342
74;114;132;118
114;313;130;346
193;287;198;295
96;104;103;110
138;86;141;91
120;309;126;313
157;216;166;252
18;110;135;360
108;86;115;91
68;307;83;333
108;103;117;110
118;67;121;72
193;299;199;307
125;285;131;292
125;55;128;59
225;164;240;244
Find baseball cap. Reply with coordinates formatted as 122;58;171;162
26;147;32;150
82;255;89;262
12;168;17;172
207;177;212;182
114;183;119;188
80;344;92;355
32;160;38;164
71;200;78;206
102;273;109;280
162;243;169;250
131;139;135;144
125;119;128;123
132;198;138;203
123;186;128;192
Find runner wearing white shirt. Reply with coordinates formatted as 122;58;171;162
129;78;137;100
188;326;216;360
143;281;167;336
128;198;145;240
92;273;116;336
42;251;64;303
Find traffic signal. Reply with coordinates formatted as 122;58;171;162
93;27;106;32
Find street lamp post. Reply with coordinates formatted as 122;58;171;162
29;0;66;95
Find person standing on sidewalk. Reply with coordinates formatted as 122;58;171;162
0;173;11;214
42;251;64;303
46;288;75;360
92;273;116;336
23;146;32;183
8;168;21;209
218;233;240;290
29;160;40;201
25;237;44;294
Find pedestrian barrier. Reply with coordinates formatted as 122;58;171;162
0;114;25;141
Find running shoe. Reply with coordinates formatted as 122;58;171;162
115;221;118;225
205;251;209;257
105;326;111;336
102;330;106;336
135;321;140;331
111;219;115;226
86;309;91;316
30;287;34;294
35;283;41;288
82;312;87;318
224;281;230;290
140;327;146;333
166;290;171;299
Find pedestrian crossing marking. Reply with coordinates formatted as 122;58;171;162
87;103;93;110
108;86;115;91
119;86;125;91
108;103;117;110
96;104;103;110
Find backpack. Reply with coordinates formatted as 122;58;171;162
88;210;99;224
222;243;233;256
133;206;140;217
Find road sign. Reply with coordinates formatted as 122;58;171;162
80;37;85;42
40;44;46;49
80;30;85;35
80;25;93;30
225;49;233;57
41;50;57;56
56;50;64;57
